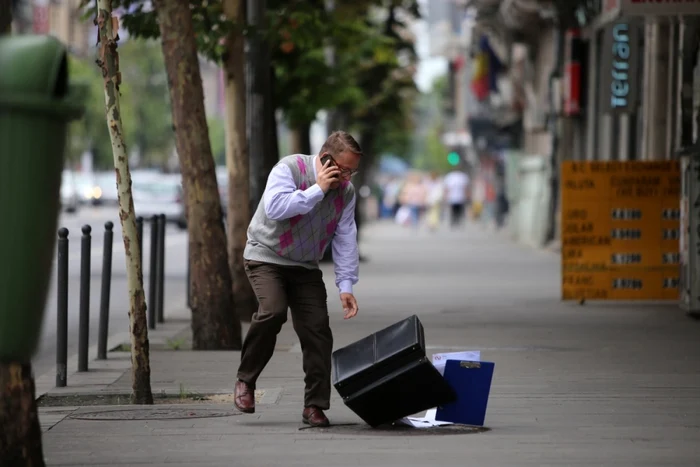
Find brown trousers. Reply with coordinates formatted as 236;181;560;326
237;260;333;409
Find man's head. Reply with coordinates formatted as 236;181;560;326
319;131;362;189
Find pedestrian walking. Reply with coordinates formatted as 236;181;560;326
398;172;427;228
234;131;362;427
443;168;470;228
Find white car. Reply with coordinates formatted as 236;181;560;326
73;172;102;205
132;174;187;230
94;172;120;205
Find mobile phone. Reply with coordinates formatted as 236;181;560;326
320;154;333;167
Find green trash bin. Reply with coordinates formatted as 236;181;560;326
0;35;85;363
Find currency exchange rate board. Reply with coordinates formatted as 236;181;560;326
561;161;680;301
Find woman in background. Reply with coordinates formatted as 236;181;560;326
397;172;427;228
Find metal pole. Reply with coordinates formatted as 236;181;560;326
78;224;91;372
148;215;158;329
136;216;144;264
56;228;69;387
157;213;166;323
97;221;114;360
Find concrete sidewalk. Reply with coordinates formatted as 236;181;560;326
39;221;700;466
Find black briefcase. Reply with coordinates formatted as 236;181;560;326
332;315;457;427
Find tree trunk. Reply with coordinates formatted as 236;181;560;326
265;64;279;168
246;0;277;216
327;109;347;135
153;0;241;350
0;0;11;34
96;1;153;404
289;121;312;155
0;363;44;466
222;0;256;322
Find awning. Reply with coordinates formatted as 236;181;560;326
499;0;550;35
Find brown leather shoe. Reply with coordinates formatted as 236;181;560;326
234;380;255;413
302;406;330;427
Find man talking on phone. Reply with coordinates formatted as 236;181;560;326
233;131;362;427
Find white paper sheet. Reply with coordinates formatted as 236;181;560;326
431;350;481;376
397;408;454;427
395;350;482;428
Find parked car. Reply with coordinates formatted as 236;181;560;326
73;172;102;205
94;172;120;205
132;174;187;229
60;170;80;213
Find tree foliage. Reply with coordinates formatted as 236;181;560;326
410;74;452;172
119;38;173;166
267;0;374;128
81;0;421;165
208;116;226;165
68;37;171;169
67;54;118;167
80;0;234;61
339;0;421;161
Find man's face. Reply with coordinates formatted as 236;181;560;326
326;150;361;189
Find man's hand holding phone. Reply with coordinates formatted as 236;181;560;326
317;157;340;193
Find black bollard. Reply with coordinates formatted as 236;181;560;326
148;215;158;329
56;228;69;387
78;224;91;372
136;216;144;263
97;221;114;360
156;214;166;323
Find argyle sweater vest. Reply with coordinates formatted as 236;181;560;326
243;154;355;269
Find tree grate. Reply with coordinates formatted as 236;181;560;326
69;407;242;421
299;422;490;436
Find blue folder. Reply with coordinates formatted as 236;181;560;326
435;360;495;426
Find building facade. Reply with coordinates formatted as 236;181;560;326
453;0;700;249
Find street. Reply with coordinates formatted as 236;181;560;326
33;204;190;379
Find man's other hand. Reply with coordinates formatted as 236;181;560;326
340;293;358;319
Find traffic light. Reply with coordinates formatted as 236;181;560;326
447;151;460;166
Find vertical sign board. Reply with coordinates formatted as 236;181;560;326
680;155;700;312
561;161;680;301
599;19;640;115
679;156;690;308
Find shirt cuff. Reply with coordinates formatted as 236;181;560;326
338;280;353;295
305;184;324;202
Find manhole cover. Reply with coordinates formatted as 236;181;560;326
69;407;242;421
300;423;489;436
